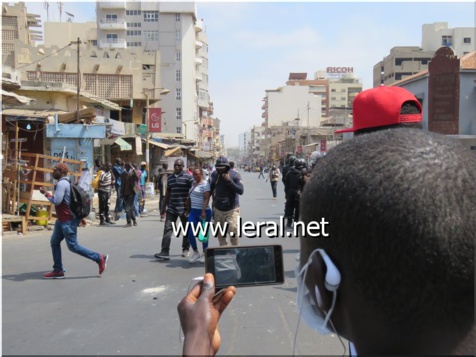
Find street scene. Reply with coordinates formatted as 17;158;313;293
2;172;345;356
2;1;475;356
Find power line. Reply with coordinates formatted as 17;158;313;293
17;44;72;70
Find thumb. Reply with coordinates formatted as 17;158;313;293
198;273;216;302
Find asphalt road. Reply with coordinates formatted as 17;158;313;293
2;171;347;356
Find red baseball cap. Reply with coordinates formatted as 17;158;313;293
335;86;422;134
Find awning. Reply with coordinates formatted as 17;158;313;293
1;89;35;105
102;137;132;151
165;146;182;157
2;108;68;118
143;139;170;150
193;150;214;159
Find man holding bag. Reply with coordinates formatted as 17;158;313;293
155;159;193;260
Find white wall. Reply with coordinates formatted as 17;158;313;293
267;86;321;127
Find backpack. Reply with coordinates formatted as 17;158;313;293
69;180;91;219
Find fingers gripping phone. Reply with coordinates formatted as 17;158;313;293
205;245;285;289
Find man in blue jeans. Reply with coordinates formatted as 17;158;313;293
112;157;124;220
40;162;108;279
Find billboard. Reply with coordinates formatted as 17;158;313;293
149;108;162;133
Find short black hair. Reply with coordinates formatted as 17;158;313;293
301;129;475;331
229;161;235;169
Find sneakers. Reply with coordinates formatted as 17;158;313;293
133;221;138;226
182;249;190;257
199;254;205;264
154;251;170;260
43;270;65;279
98;254;109;275
189;251;200;263
123;223;132;228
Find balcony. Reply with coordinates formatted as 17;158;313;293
99;38;127;49
195;40;203;49
99;19;127;30
195;73;202;82
195;18;203;32
195;57;203;65
202;118;214;128
99;1;126;9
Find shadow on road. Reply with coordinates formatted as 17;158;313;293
2;271;99;281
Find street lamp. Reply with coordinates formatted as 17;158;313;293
143;87;170;182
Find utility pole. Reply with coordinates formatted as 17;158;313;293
306;101;310;145
70;37;82;121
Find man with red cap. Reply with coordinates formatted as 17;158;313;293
335;86;422;136
40;162;108;279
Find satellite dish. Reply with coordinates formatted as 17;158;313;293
65;11;74;17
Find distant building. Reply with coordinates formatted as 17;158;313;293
374;22;475;87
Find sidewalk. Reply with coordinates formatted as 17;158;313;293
3;192;161;237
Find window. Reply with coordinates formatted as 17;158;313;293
341;97;346;100
127;30;141;36
464;37;471;44
127;22;141;28
331;89;336;92
106;14;117;22
176;69;181;82
143;30;159;42
176;108;182;120
126;10;141;16
442;35;452;45
331;97;336;100
176;13;181;22
176;50;181;62
106;34;118;43
144;11;158;22
91;40;97;46
176;29;181;42
176;127;182;134
127;42;142;47
176;88;182;100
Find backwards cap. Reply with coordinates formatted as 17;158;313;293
335;86;422;134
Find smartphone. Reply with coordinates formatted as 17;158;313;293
205;244;284;289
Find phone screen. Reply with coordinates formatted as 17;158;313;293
205;245;284;289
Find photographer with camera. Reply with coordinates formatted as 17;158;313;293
210;156;244;246
266;164;280;200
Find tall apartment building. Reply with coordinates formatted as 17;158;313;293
95;2;210;142
374;22;475;87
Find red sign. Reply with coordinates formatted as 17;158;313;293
320;139;327;153
149;108;162;133
297;145;302;154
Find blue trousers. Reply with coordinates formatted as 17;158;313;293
50;218;100;272
187;208;212;252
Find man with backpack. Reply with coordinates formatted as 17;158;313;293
40;162;108;279
210;156;244;246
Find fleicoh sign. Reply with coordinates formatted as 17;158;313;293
326;67;354;74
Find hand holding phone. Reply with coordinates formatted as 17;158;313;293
205;245;284;289
177;273;236;356
39;187;47;194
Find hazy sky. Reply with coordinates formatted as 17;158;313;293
23;1;475;147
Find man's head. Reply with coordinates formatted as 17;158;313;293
104;162;112;171
215;155;230;174
124;162;131;170
299;129;475;353
272;164;277;170
173;159;184;174
141;161;147;169
229;161;235;169
52;162;69;180
335;86;422;136
288;155;296;167
115;158;121;165
95;158;102;167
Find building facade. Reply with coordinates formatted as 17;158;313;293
374;22;475;87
